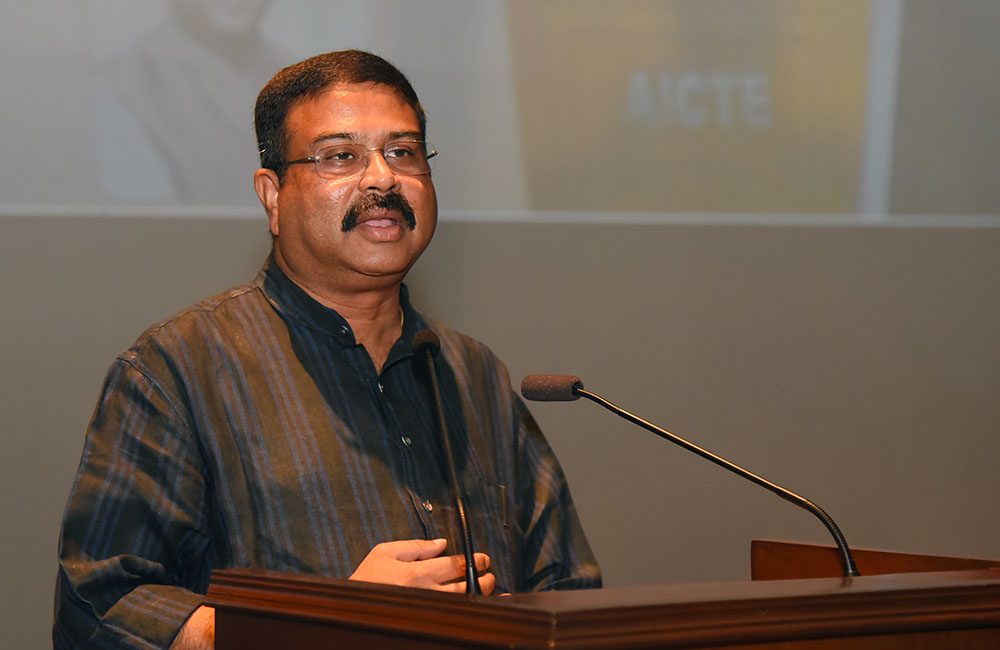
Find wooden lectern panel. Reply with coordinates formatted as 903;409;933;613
207;565;1000;649
752;539;1000;581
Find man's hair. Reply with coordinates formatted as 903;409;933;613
254;49;427;180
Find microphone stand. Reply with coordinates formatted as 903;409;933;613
575;386;860;578
414;332;482;596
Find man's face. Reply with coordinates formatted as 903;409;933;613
257;83;438;293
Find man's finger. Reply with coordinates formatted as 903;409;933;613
478;571;497;595
375;538;448;562
460;552;491;573
445;552;492;582
439;571;497;596
417;551;492;584
458;552;491;573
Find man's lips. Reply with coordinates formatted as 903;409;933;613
356;209;403;226
352;209;409;241
359;218;401;229
342;194;416;232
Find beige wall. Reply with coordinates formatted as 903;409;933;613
2;215;999;647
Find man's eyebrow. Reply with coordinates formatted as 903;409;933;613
310;132;355;146
309;131;424;146
387;131;423;141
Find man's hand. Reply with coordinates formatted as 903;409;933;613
169;540;490;650
169;605;214;650
350;538;496;595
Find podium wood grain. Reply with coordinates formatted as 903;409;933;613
207;558;1000;648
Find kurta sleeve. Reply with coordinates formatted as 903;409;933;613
513;395;602;592
54;357;211;650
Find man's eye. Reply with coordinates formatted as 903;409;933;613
321;148;357;162
385;145;417;160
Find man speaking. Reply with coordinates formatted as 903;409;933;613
54;50;600;649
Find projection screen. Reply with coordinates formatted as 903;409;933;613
2;0;997;225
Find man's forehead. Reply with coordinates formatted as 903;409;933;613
284;82;420;139
296;82;415;117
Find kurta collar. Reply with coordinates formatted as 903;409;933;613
256;255;427;351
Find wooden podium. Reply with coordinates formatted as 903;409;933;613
205;541;1000;649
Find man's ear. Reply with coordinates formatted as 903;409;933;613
254;168;281;236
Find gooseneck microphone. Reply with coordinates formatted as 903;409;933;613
412;330;482;596
521;374;861;578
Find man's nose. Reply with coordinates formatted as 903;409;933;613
358;149;400;193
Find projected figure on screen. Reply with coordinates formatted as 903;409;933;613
94;0;287;207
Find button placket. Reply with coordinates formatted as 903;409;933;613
376;360;436;529
376;377;413;451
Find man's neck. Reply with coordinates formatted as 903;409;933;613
330;294;404;372
273;255;405;371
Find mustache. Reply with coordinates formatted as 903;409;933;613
342;193;417;233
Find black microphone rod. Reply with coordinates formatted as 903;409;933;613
413;330;482;596
521;374;860;578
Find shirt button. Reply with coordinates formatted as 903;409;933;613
378;382;385;393
401;436;412;446
338;325;350;336
421;500;433;512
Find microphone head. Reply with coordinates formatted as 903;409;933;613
521;374;584;402
412;329;441;357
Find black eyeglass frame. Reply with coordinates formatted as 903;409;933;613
274;140;438;178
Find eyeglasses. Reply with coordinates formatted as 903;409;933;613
277;140;437;178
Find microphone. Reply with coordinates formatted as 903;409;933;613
412;330;482;596
520;374;861;578
520;374;583;402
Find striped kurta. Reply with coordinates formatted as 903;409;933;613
54;258;601;649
